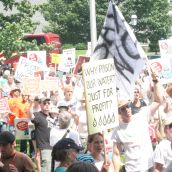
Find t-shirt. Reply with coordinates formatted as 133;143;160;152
50;127;81;147
55;167;66;172
154;139;172;172
32;111;52;149
130;99;147;115
111;107;153;172
1;151;34;172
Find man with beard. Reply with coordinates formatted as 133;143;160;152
0;131;34;172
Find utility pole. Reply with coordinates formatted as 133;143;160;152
90;0;97;55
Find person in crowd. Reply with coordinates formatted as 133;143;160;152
130;85;147;115
30;97;52;172
66;161;110;172
51;138;83;172
18;94;34;157
7;87;21;134
75;94;88;149
66;162;99;172
50;111;81;147
50;90;62;106
29;96;41;172
62;74;75;88
0;131;34;172
153;115;172;172
111;72;163;172
87;132;113;171
58;85;77;112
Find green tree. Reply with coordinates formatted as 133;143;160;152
120;0;172;52
0;0;52;59
41;0;108;45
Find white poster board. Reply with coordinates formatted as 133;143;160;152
159;39;172;58
58;48;76;72
82;59;118;135
27;51;47;67
14;118;34;140
14;57;43;82
149;58;172;84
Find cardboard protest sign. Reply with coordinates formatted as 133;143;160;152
51;53;61;64
0;98;10;113
22;77;41;96
14;57;43;82
27;51;47;66
149;58;172;84
14;118;34;140
82;59;118;135
73;56;90;75
40;77;59;92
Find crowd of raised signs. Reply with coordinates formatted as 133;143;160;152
0;64;171;172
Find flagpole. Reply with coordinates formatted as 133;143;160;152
90;0;97;55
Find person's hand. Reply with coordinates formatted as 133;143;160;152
9;164;18;172
100;159;111;172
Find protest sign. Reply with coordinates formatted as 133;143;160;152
27;51;47;66
51;53;61;64
40;77;59;92
82;59;118;135
159;39;172;58
0;98;10;113
14;57;43;82
73;56;90;75
58;48;76;72
14;118;34;140
22;77;41;96
149;58;172;84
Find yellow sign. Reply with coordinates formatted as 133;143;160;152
51;54;61;64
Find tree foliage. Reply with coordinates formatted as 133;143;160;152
41;0;108;44
0;0;52;59
120;0;172;52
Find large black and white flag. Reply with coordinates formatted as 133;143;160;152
91;0;146;98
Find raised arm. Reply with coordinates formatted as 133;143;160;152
112;142;121;172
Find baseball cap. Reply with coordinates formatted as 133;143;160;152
58;102;69;110
0;131;15;144
54;138;83;151
39;97;50;103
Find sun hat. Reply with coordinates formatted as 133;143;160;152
118;99;130;108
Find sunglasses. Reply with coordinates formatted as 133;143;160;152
119;103;131;112
134;91;140;93
167;123;172;129
43;101;50;105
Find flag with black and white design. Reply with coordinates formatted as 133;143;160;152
91;0;146;98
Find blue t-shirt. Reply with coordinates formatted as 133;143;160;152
55;167;66;172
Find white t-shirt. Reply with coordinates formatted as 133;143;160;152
154;139;172;172
50;127;81;147
111;107;153;172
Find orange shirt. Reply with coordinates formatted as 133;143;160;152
18;101;30;119
8;97;21;125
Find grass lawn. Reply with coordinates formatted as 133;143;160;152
76;50;86;58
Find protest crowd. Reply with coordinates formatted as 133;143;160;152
0;57;171;172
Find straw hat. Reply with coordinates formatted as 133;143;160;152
118;99;130;108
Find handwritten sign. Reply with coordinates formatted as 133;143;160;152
22;77;41;96
82;59;118;135
14;57;43;82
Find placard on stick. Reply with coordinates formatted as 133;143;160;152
82;59;118;135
